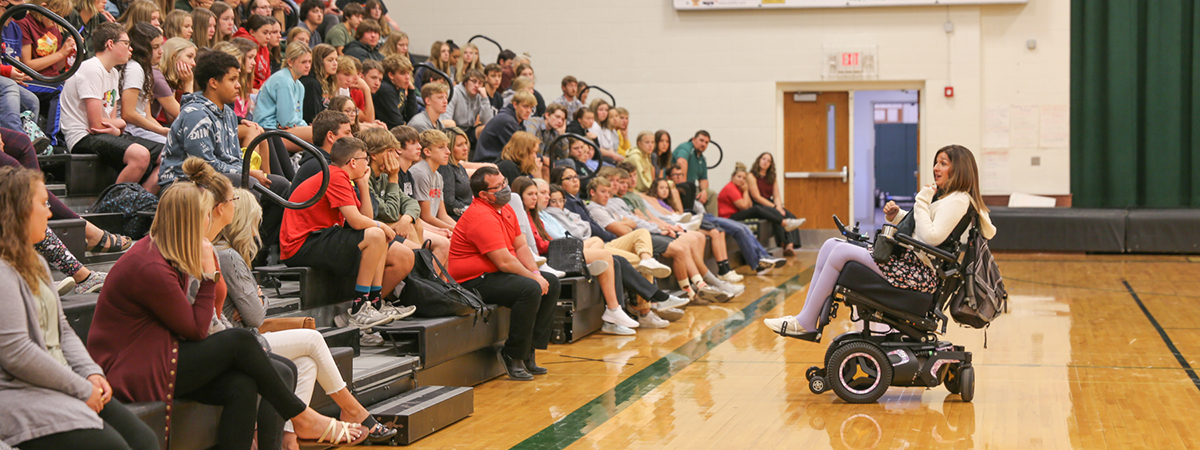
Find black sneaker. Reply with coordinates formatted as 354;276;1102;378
32;137;50;154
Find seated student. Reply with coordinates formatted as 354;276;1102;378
330;95;380;135
357;127;418;237
764;145;997;338
161;10;192;41
232;14;276;90
0;166;159;450
301;43;338;123
256;41;316;149
552;75;584;119
121;24;170;145
62;23;164;194
648;178;784;275
19;0;77;146
441;69;493;140
388;126;452;257
190;7;216;49
215;189;401;444
342;20;382;62
117;0;162;30
409;130;457;241
555;136;602;197
333;56;383;125
153;37;198;126
565;105;598;143
407;82;449;133
746;151;805;252
325;2;362;54
173;0;209;13
360;58;384;95
606;165;744;297
586;176;728;305
613;107;632;156
374;54;418;129
475;90;535;163
448;166;561;381
674;130;723;215
87;176;368;448
526;103;567;161
293;110;354;191
0;9;40;150
624;131;656;193
281;136;415;328
378;28;408;60
717;163;805;255
210;1;237;42
483;63;503;111
596;105;622;163
66;0;114;62
508;64;545;117
297;0;324;47
415;41;454;91
496;131;541;182
287;26;310;48
440;127;480;220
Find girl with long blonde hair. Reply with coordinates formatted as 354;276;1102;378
300;43;338;123
161;9;193;41
457;42;482;83
154;37;197;124
190;7;217;49
499;131;542;180
117;0;161;31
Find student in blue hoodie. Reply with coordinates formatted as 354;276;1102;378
159;49;292;257
474;90;534;163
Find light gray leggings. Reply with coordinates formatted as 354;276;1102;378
794;238;884;330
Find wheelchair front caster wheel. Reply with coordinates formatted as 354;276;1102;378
958;366;975;403
809;375;827;394
806;366;822;380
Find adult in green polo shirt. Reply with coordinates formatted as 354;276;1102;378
672;130;718;214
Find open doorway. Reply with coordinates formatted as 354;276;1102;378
852;90;920;232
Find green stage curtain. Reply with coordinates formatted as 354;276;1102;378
1071;0;1200;208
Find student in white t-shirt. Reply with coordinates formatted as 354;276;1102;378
409;129;456;233
61;22;164;194
120;23;168;145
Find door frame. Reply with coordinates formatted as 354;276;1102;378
775;81;927;225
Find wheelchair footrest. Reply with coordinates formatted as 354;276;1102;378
782;330;822;343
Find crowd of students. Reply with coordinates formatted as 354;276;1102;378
0;0;832;447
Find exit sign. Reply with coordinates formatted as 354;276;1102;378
841;52;859;67
824;46;877;79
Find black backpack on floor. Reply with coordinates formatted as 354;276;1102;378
90;182;159;239
397;242;489;318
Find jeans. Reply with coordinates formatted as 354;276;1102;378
26;83;60;146
0;76;38;134
460;271;561;360
707;214;769;269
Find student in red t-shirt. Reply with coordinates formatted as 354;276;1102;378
280;136;415;329
447;166;561;382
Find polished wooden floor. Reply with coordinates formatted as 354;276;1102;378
366;252;1200;449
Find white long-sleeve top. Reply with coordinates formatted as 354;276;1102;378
891;186;996;267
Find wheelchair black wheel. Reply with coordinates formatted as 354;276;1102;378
944;363;961;394
809;374;828;394
958;366;975;402
806;366;821;380
828;341;893;404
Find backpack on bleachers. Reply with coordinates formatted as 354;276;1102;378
90;182;159;239
947;218;1007;330
397;242;488;318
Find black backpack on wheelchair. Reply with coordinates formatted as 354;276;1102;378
790;216;988;404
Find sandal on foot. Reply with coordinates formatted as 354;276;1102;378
297;418;367;446
361;415;399;443
87;230;131;253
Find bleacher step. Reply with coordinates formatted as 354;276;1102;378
352;349;420;407
367;385;473;445
47;183;67;196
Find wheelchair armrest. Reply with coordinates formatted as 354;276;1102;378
895;233;958;263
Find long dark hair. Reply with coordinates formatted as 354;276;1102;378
511;177;548;241
752;151;776;186
653;129;672;174
933;144;989;213
127;22;161;100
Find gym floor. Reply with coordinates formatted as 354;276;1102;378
365;252;1200;449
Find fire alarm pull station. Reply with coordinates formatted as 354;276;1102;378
944;86;954;97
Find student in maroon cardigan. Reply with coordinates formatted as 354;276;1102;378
87;179;368;448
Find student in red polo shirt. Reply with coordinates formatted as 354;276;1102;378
280;137;415;330
448;166;561;381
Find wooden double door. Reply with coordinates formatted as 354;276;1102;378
782;91;850;230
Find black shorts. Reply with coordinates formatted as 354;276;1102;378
282;225;364;278
651;234;675;255
75;133;164;181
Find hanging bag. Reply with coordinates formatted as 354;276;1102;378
546;232;588;277
396;241;489;318
947;220;1008;329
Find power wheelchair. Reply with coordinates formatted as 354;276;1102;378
787;216;976;404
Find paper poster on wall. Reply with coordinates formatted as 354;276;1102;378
1009;105;1039;148
983;106;1010;148
1039;104;1068;148
981;149;1010;192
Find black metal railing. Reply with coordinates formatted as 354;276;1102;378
577;85;615;107
0;4;84;84
240;130;329;209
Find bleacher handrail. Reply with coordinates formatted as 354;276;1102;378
414;62;454;102
707;140;724;169
467;35;502;53
240;130;329;209
546;132;599;166
577;85;615;107
0;4;84;84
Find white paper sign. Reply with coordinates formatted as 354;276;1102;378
1039;104;1069;148
1009;105;1040;148
983;106;1010;148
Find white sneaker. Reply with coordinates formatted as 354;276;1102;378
783;218;807;232
655;307;684;322
713;280;745;298
541;265;567;278
534;255;547;266
360;331;385;347
681;218;702;232
719;271;744;283
678;212;693;224
638;311;669;328
761;257;787;268
696;285;730;303
587;260;609;276
756;263;774;276
653;295;689;310
763;316;810;336
602;307;640;328
637;258;672;279
55;277;76;296
379;303;417;321
348;303;395;329
601;323;636;335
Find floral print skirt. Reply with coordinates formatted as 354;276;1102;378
876;248;940;294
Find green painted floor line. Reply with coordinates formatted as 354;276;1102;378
511;268;813;450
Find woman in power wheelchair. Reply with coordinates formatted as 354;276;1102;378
762;144;996;403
